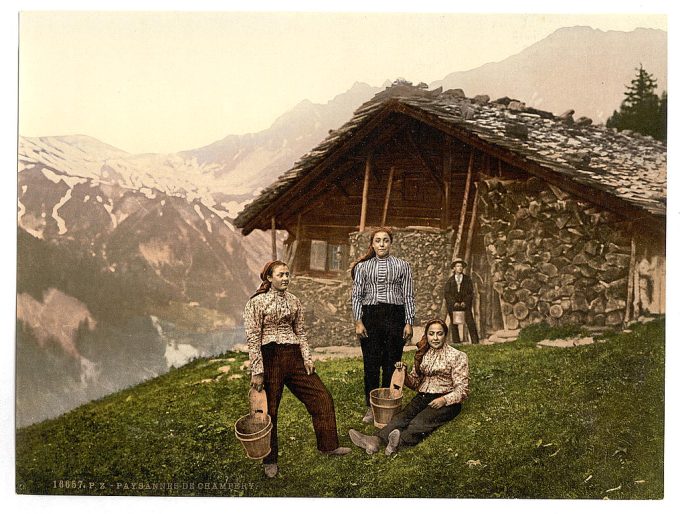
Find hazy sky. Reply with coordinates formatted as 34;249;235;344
17;6;669;154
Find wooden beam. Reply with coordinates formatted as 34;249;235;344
452;150;474;260
240;105;399;234
359;153;372;232
441;180;450;229
334;181;351;197
247;121;408;235
381;166;395;226
441;139;452;229
271;216;277;260
624;232;637;325
464;183;480;264
406;131;443;187
295;213;303;241
633;238;641;321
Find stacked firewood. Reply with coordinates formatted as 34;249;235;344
478;177;631;329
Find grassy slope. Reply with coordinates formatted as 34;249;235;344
15;319;664;499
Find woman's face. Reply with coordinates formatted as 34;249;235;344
371;231;392;258
427;323;447;349
268;264;290;292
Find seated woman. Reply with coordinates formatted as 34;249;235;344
348;318;469;455
244;260;350;478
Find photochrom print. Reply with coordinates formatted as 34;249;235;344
14;6;668;502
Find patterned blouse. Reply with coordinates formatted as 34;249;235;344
243;289;313;375
407;345;469;405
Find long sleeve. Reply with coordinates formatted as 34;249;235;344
403;261;415;325
442;352;469;406
405;366;422;390
292;296;313;367
351;262;365;321
243;297;264;376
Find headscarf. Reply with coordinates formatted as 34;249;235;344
251;260;287;298
350;226;394;279
414;318;449;376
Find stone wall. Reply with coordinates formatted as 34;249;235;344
477;176;632;329
288;275;353;347
290;227;451;347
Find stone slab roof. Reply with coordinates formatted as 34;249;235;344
235;84;666;230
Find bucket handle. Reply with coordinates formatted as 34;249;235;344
390;366;406;392
249;387;268;423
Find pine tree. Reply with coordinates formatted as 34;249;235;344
606;65;666;142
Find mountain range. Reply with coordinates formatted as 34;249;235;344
16;26;667;426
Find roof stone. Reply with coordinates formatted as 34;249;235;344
235;83;666;230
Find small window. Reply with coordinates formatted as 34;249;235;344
308;240;348;272
309;240;328;271
327;244;346;271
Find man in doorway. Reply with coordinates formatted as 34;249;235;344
444;258;479;345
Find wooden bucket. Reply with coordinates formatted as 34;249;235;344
451;310;465;325
369;367;405;428
234;388;272;460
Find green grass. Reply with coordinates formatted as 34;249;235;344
15;318;665;498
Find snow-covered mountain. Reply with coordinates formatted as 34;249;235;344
16;81;378;426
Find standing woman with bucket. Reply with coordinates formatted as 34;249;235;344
348;318;469;455
351;227;415;424
244;260;350;478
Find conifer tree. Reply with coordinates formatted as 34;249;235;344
606;65;666;142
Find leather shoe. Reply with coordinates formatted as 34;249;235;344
362;408;374;424
385;429;400;456
321;446;351;456
263;463;278;478
349;429;380;454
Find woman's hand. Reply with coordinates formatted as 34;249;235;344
355;320;368;339
394;361;407;371
304;361;315;375
403;323;413;342
428;397;447;409
251;373;264;392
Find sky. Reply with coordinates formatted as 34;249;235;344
17;5;668;154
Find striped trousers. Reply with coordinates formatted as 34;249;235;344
261;343;340;464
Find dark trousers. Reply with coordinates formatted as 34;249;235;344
261;343;340;464
450;309;479;344
377;392;462;448
360;304;406;406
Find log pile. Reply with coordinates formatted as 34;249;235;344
478;177;631;329
350;226;451;324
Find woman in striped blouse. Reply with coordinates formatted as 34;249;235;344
351;228;415;424
244;260;350;478
348;318;469;455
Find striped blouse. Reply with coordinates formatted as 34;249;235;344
351;255;416;325
243;289;313;376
